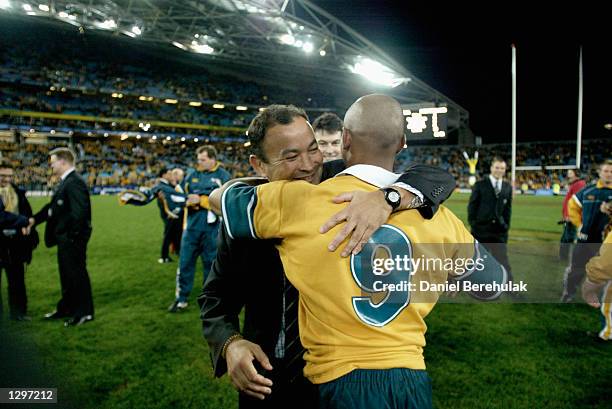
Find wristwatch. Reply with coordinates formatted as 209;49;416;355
381;187;401;210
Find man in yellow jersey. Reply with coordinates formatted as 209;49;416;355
216;95;506;408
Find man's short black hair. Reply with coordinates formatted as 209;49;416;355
311;112;343;135
158;166;169;178
491;156;506;165
247;104;308;162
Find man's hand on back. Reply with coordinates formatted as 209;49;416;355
319;190;393;257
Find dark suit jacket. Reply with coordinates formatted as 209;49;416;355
0;197;29;230
33;171;92;248
0;184;39;264
467;176;512;239
199;161;456;377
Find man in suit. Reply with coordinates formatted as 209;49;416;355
29;147;94;327
199;104;457;407
0;159;39;321
468;156;515;284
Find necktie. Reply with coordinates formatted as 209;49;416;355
495;180;501;196
281;276;305;383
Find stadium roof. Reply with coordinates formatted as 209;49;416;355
0;0;469;133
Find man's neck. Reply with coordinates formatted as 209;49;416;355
346;153;394;172
60;167;75;180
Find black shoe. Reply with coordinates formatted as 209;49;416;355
64;315;94;327
168;300;188;313
44;310;70;320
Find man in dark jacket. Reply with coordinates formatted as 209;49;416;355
0;160;38;321
30;147;94;327
467;156;514;283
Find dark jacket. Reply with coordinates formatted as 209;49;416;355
0;198;28;230
33;171;92;247
467;177;512;238
199;161;457;377
0;184;39;264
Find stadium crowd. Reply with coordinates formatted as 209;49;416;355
0;137;609;192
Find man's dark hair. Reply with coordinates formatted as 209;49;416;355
49;147;76;164
158;166;169;178
247;104;309;162
569;168;581;177
491;156;506;165
196;145;217;159
312;112;343;135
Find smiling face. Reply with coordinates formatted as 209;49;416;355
490;160;507;180
315;130;343;162
249;116;323;184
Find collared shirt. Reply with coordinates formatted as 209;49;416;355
489;174;502;192
61;167;75;181
337;164;424;203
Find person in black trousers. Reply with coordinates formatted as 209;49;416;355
0;160;39;321
153;167;183;264
198;105;457;408
468;156;515;285
29;147;94;327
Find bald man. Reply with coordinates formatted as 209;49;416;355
218;94;506;408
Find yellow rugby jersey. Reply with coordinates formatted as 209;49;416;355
221;165;506;384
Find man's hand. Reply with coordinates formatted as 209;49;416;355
226;339;274;400
186;194;200;207
319;190;392;257
581;278;605;308
600;201;612;216
167;212;179;220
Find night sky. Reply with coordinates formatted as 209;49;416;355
311;1;610;143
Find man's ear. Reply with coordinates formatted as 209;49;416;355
342;128;352;152
249;155;267;177
396;134;407;154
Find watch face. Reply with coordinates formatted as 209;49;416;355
388;191;401;203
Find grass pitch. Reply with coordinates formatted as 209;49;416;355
2;193;610;408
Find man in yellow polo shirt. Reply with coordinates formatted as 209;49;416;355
219;94;507;408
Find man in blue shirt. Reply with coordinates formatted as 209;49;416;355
562;160;612;302
169;146;231;312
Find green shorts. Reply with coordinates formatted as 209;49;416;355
318;368;432;409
